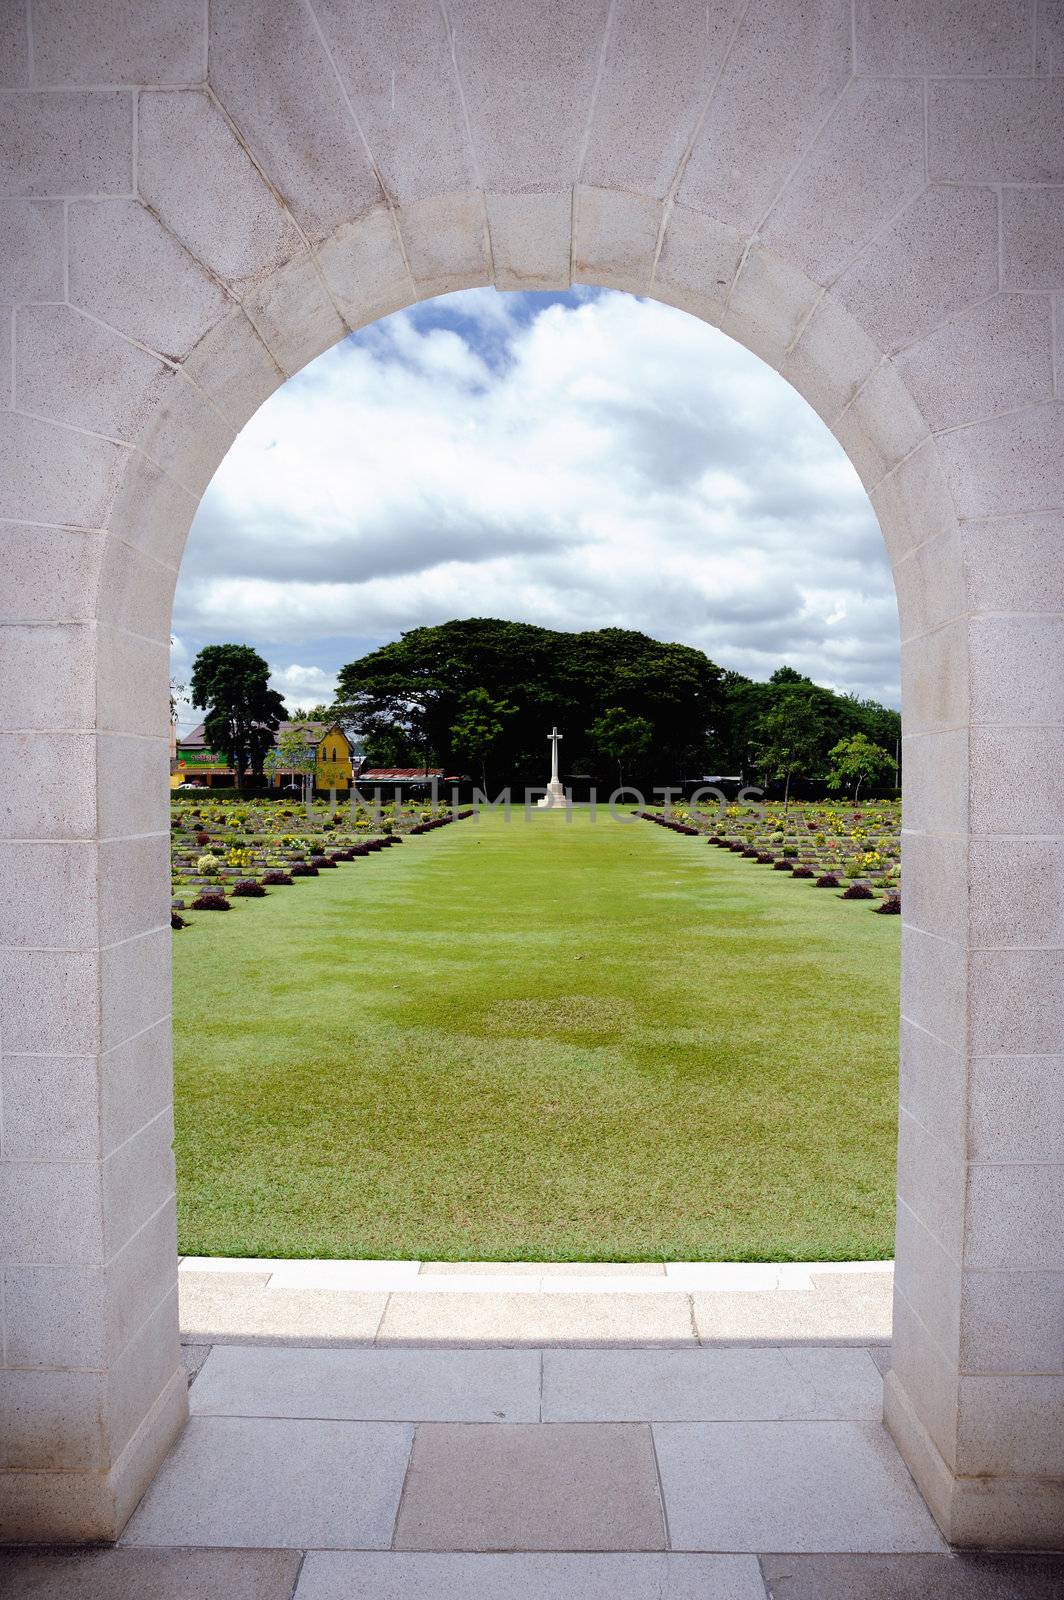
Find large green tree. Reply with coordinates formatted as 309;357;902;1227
751;687;828;807
587;707;654;787
189;643;286;792
826;732;896;801
450;687;517;792
335;618;726;787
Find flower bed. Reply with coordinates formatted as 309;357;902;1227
640;798;901;912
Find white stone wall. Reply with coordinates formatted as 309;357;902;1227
0;0;1061;1546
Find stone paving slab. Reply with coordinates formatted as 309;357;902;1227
295;1551;767;1598
120;1416;414;1549
0;1548;303;1599
757;1552;1064;1598
542;1347;883;1422
179;1275;388;1344
190;1345;541;1422
654;1420;946;1553
392;1422;666;1552
693;1275;893;1346
375;1291;698;1346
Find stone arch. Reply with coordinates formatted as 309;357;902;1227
2;0;1062;1549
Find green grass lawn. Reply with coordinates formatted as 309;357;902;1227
173;807;900;1261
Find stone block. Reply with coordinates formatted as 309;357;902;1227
868;439;957;565
654;1418;945;1552
309;0;474;205
99;926;171;1054
900;925;967;1050
969;615;1064;727
69;199;230;361
0;90;132;197
0;412;128;528
975;943;1064;1059
0;1156;104;1265
762;80;925;287
1002;187;1064;293
0;1055;101;1160
33;0;206;86
317;206;413;331
402;192;491;299
958;1376;1064;1477
393;1421;665;1551
969;841;1064;952
447;0;610;192
98;1018;173;1158
191;1345;540;1422
961;1270;1064;1375
0;732;99;841
899;619;969;737
720;245;820;369
969;1054;1064;1165
376;1291;697;1347
783;292;881;425
541;1346;882;1423
295;1552;768;1600
901;729;969;839
930;82;1064;185
138;90;304;288
487;191;571;292
898;1018;967;1156
0;623;96;733
854;0;1036;74
836;187;999;356
651;205;744;324
833;360;929;491
0;524;103;626
0;199;65;301
892;530;967;645
896;296;1055;434
0;1368;106;1472
583;0;744;198
969;726;1064;837
0;1549;302;1600
238;253;347;380
679;0;852;234
572;186;661;294
893;1198;964;1359
936;404;1064;521
97;733;170;841
964;1161;1064;1270
961;513;1064;615
121;1415;413;1548
759;1552;1064;1598
0;5;27;85
208;0;381;240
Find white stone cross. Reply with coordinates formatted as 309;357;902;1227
548;725;562;785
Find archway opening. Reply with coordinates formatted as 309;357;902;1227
167;284;903;1269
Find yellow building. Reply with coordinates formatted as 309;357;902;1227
173;721;354;793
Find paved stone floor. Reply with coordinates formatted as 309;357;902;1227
3;1264;1063;1596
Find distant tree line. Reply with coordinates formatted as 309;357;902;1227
187;623;900;798
329;619;900;797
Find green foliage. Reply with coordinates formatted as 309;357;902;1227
190;644;286;792
826;732;897;800
750;686;827;804
449;687;517;789
335;618;725;785
587;706;653;785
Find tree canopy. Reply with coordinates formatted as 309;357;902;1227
321;618;900;796
335;618;727;789
190;643;286;791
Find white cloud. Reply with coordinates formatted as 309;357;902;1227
173;287;899;709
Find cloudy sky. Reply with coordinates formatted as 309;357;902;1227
171;287;898;734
